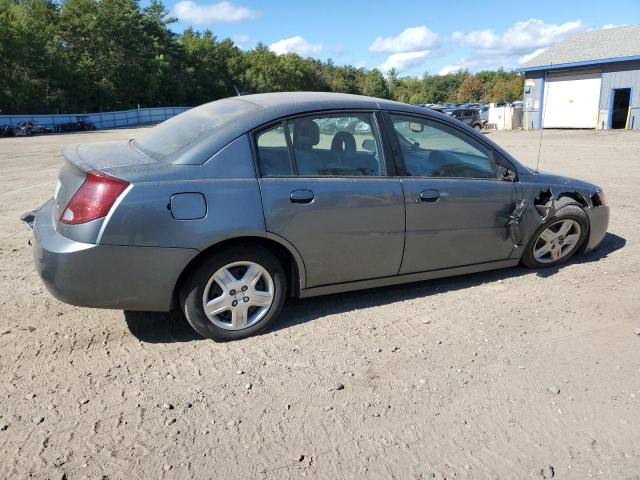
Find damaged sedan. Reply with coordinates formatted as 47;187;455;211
25;92;609;341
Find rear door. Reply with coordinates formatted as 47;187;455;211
255;111;405;288
384;112;516;274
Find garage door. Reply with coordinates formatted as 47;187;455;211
543;71;601;128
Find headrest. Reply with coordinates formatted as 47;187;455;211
331;131;356;153
293;118;319;148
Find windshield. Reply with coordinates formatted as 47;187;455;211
133;98;259;160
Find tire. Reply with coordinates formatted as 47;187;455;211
180;245;287;341
521;202;589;268
473;123;482;131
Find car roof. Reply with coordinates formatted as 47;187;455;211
233;91;430;120
238;91;397;108
161;92;520;169
176;92;447;164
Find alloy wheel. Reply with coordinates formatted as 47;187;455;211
533;219;582;264
202;261;274;330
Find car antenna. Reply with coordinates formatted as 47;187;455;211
535;70;550;173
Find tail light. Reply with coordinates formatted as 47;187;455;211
60;171;129;225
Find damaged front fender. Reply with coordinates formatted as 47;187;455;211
506;182;604;255
507;188;559;247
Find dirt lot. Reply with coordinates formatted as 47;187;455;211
1;128;639;480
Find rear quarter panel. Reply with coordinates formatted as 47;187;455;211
98;135;267;250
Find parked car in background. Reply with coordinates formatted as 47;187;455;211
1;124;15;137
334;116;360;133
426;105;446;114
58;116;97;132
450;108;484;131
354;121;371;134
12;121;53;136
25;92;609;341
479;105;489;125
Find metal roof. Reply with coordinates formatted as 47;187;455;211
153;92;518;166
517;25;640;72
236;91;406;111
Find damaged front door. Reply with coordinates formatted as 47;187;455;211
386;113;517;274
401;178;516;273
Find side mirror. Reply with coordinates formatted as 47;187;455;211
362;138;376;152
408;122;423;133
498;165;517;182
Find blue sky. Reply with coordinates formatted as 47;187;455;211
160;0;640;76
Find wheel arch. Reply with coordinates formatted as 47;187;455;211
556;191;589;208
554;192;591;251
173;234;306;308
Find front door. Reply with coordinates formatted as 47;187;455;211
255;112;405;287
386;113;516;274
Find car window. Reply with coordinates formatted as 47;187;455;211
390;114;496;179
133;98;259;160
256;124;293;176
286;113;385;176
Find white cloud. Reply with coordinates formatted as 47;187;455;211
438;65;463;75
369;26;439;53
379;50;430;73
452;18;586;56
269;36;323;57
173;1;258;25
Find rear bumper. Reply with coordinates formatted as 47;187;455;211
585;205;610;253
31;199;198;311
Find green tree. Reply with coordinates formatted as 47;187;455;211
0;0;526;114
361;69;389;98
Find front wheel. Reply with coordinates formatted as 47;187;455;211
521;204;589;268
180;246;287;341
473;123;482;131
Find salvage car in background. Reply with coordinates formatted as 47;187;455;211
449;108;484;131
25;92;609;341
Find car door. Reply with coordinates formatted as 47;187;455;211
384;112;516;274
255;111;405;288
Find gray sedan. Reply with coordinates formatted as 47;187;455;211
26;92;609;341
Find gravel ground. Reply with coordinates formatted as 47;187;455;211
0;128;639;480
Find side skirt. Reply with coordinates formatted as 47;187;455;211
298;259;520;298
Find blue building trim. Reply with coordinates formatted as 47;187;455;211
538;73;546;128
516;54;640;73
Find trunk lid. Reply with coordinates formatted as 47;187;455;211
54;140;156;223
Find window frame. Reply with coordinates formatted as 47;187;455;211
250;109;397;179
381;110;502;181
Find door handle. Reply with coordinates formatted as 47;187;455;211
290;189;314;204
418;189;440;203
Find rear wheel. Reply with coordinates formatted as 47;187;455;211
180;246;287;341
521;203;588;268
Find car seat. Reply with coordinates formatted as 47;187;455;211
292;119;321;175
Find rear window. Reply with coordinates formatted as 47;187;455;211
133;98;259;160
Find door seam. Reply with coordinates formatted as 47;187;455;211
396;178;408;276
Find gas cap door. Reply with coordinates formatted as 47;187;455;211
170;193;207;220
